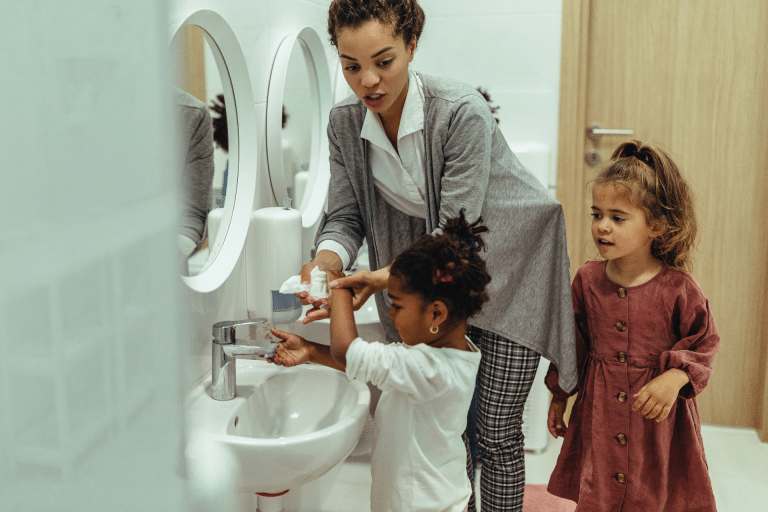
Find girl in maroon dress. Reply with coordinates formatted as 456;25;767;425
545;140;720;511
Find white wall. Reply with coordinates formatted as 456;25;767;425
0;1;185;511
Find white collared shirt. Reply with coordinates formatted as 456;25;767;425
362;70;427;219
319;71;427;268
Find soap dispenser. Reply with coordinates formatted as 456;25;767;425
244;199;303;325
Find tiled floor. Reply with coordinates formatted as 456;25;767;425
319;425;768;512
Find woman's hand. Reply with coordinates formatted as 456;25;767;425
547;397;568;438
632;368;690;422
295;250;343;307
266;328;314;367
302;267;390;324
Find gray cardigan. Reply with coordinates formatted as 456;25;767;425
173;87;214;253
317;72;577;392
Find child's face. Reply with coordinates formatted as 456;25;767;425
337;19;415;122
591;184;659;264
386;275;433;346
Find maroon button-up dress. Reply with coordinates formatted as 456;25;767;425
545;260;720;511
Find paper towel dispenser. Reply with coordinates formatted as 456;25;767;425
244;204;303;325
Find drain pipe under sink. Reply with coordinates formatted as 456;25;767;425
256;490;289;512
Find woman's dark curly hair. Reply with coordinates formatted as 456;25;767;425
328;0;425;48
390;209;491;323
208;94;228;152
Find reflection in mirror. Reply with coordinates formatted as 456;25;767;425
281;43;312;208
267;27;332;264
170;24;235;276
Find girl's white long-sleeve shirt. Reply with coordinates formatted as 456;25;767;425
345;336;481;512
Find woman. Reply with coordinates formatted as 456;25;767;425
297;1;577;510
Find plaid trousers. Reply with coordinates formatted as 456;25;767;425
464;325;541;512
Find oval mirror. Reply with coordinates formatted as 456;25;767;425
267;27;332;260
169;10;259;292
170;24;234;277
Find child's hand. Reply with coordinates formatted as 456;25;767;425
632;369;690;422
324;269;346;282
547;397;568;438
267;327;313;367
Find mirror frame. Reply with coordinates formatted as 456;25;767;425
266;26;332;230
171;10;259;293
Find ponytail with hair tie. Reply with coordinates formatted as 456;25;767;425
596;140;698;272
390;208;491;321
435;269;454;284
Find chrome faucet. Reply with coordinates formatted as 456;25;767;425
211;319;277;401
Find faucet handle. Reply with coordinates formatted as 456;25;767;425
213;319;268;344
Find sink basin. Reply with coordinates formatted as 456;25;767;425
186;360;370;494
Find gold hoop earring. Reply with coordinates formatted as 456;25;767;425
430;325;439;334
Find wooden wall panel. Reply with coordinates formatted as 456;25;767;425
555;0;590;278
171;24;206;103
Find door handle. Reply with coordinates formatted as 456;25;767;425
586;123;634;142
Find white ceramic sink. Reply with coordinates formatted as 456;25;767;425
186;360;370;494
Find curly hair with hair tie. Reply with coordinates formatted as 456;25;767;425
389;209;491;324
208;93;228;152
593;140;698;271
327;0;425;48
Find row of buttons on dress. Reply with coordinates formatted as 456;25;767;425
615;287;628;485
615;286;628;366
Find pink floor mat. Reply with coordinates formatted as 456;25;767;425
522;485;577;512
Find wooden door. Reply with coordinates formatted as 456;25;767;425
557;0;768;437
171;24;207;103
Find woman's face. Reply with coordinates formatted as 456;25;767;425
337;20;416;123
